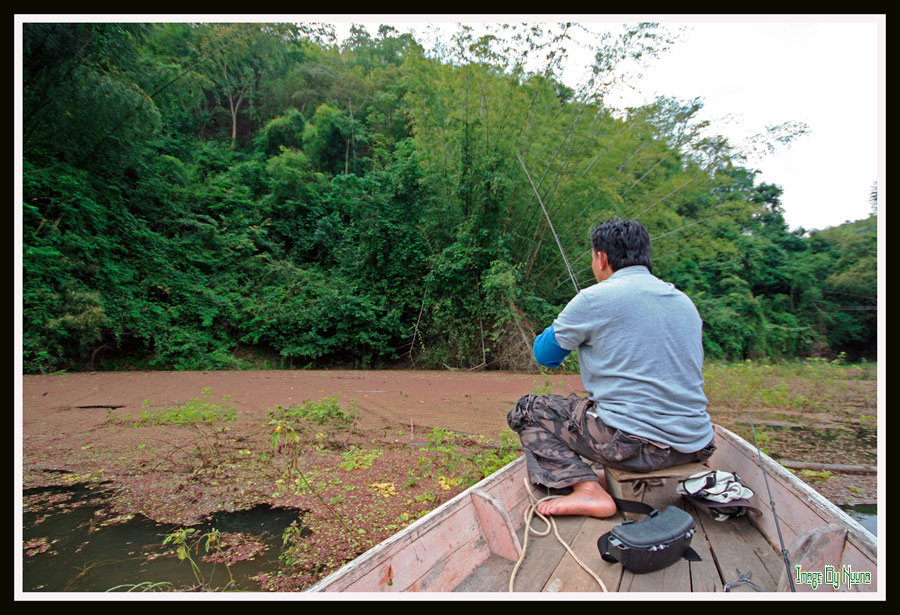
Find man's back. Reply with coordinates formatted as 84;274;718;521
551;265;713;453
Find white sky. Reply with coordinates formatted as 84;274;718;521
590;17;884;232
330;14;884;232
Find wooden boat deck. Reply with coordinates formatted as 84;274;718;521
308;425;876;594
455;477;783;593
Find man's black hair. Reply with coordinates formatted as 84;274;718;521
589;218;653;272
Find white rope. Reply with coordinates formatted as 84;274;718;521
508;478;609;592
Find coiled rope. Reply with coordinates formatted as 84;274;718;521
508;478;609;592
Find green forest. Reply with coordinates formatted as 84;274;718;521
20;22;878;374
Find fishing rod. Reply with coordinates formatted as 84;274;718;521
517;154;580;294
748;411;796;592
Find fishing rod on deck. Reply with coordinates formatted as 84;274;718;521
517;153;580;294
748;411;796;592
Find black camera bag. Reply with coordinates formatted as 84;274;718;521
597;497;701;574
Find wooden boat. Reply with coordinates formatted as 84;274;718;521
306;424;878;594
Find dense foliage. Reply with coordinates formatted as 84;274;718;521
20;22;878;373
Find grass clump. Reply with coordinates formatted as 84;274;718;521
799;469;834;482
269;397;358;427
107;388;236;426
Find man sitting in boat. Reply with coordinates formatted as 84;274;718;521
507;218;716;518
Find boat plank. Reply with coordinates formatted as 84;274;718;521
510;515;589;592
324;500;489;591
693;505;782;592
406;535;494;592
453;554;517;593
682;497;724;592
455;514;590;592
540;514;626;592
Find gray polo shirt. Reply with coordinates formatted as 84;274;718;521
552;265;713;452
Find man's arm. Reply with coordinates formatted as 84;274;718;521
533;324;572;368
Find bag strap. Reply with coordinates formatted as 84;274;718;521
611;496;656;516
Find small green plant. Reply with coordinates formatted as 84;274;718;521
268;397;360;447
279;521;305;567
530;375;556;395
110;389;236;426
469;429;521;479
161;527;234;591
414;491;437;504
414;427;522;490
416;427;465;479
270;397;358;426
385;511;414;532
268;421;366;553
558;352;580;374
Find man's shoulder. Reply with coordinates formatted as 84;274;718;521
584;270;699;313
584;268;665;296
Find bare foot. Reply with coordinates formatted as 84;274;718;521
537;480;617;518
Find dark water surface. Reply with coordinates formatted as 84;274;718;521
22;483;303;592
838;503;878;536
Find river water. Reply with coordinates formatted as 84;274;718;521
21;483;303;592
838;503;878;536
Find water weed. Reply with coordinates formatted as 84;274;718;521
268;397;360;448
338;447;382;471
415;427;522;489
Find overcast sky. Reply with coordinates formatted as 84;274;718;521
332;15;884;232
588;17;883;232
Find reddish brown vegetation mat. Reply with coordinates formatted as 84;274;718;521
19;369;877;591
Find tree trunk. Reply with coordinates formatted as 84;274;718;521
779;460;877;475
227;88;246;144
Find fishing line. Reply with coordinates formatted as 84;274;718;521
546;203;746;292
748;411;796;592
518;154;580;293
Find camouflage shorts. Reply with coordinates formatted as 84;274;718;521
506;393;716;490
